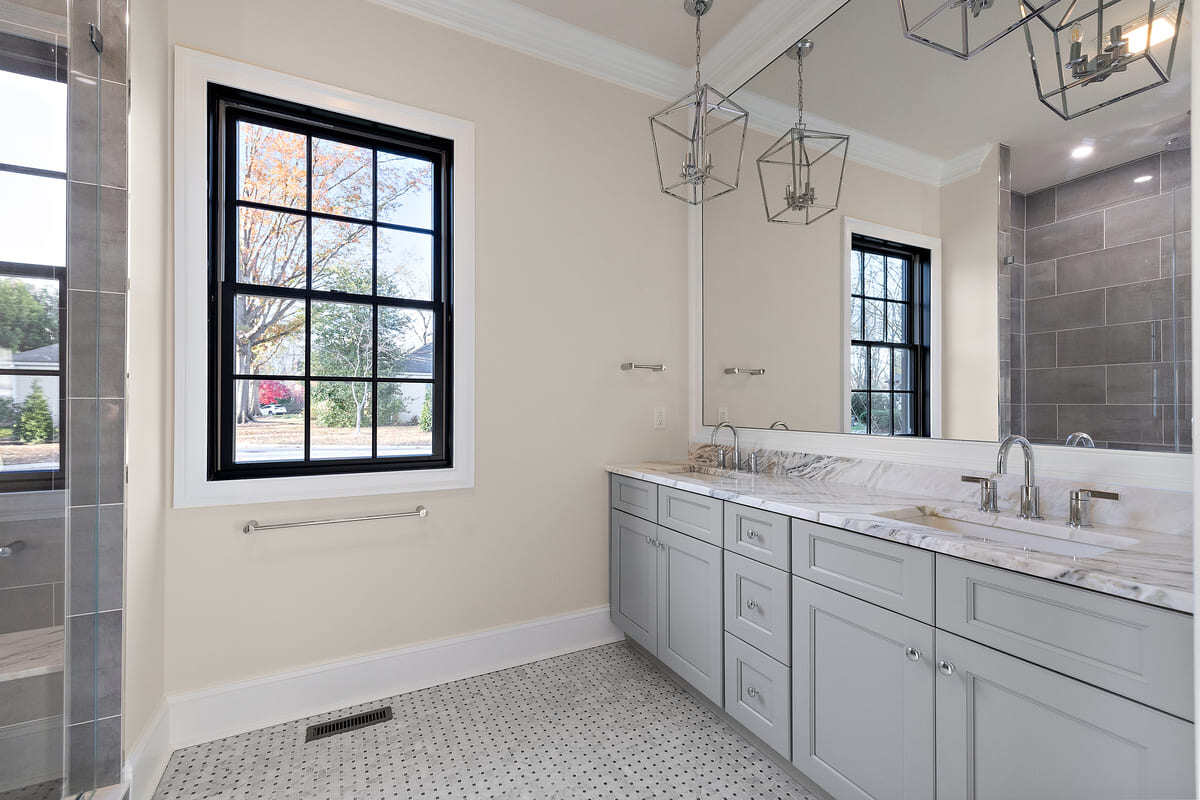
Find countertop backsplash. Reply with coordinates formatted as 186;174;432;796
689;443;1192;537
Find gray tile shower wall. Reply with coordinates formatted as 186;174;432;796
1015;151;1191;451
63;0;127;793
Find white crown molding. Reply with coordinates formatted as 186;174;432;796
701;0;846;92
367;0;690;101
368;0;986;186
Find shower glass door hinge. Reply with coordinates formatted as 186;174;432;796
89;23;103;53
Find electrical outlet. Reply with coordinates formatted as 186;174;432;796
653;406;667;429
718;406;729;423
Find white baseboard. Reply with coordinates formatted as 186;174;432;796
126;605;621;799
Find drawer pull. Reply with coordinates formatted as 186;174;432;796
745;686;761;699
905;647;921;662
938;660;955;676
746;599;760;611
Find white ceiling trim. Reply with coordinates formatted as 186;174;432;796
369;0;986;187
701;0;847;92
367;0;691;101
737;90;988;187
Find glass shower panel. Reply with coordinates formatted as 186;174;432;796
1166;154;1191;453
0;3;70;798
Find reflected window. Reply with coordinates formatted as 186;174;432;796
848;235;930;437
0;33;67;490
208;86;452;478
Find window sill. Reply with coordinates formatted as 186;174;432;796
173;464;472;508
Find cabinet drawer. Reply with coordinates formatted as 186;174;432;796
610;473;657;522
658;487;723;546
936;556;1193;720
724;633;790;759
792;518;934;623
725;552;791;664
724;503;790;571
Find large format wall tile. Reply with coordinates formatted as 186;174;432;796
1105;277;1190;325
1055;154;1160;219
1025;211;1103;262
1026;187;1055;227
1163;231;1189;276
1025;289;1104;333
1107;363;1184;404
1025;260;1055;298
1162;149;1190;191
0;584;54;633
0;672;63;727
1058;404;1164;444
0;516;63;589
68;504;123;615
1056;239;1160;293
1025;366;1106;404
1057;322;1162;366
1105;192;1189;247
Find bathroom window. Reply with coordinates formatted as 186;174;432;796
207;85;453;480
0;35;67;491
848;234;931;437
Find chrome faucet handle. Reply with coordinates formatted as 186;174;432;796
961;475;998;512
1020;485;1043;521
0;540;25;558
1068;488;1119;529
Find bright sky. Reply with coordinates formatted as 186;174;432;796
0;70;67;267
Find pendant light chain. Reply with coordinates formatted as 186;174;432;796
694;11;703;91
796;46;805;129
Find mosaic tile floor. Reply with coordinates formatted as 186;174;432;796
153;641;822;799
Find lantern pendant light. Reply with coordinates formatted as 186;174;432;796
898;0;1064;59
755;40;849;226
649;0;749;205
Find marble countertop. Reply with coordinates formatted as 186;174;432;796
0;625;64;683
608;462;1193;614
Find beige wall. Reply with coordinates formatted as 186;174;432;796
124;0;690;749
703;126;941;432
940;146;1000;442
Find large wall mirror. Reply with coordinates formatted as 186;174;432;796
703;0;1192;452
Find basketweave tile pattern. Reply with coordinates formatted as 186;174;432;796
152;642;821;800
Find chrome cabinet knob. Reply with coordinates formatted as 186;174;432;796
745;686;761;699
905;647;921;662
745;529;760;540
746;599;760;611
938;660;955;676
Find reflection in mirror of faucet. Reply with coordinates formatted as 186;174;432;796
769;421;789;430
1065;431;1095;448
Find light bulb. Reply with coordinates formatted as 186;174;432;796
1071;24;1083;43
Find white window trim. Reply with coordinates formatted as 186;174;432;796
172;46;475;508
841;217;943;438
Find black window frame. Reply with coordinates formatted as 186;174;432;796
206;84;454;481
848;234;932;438
0;31;68;494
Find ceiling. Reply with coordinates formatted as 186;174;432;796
515;0;762;68
739;0;1192;192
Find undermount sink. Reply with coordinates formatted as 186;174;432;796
874;508;1138;558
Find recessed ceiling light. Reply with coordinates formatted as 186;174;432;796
1071;144;1094;159
1134;175;1154;183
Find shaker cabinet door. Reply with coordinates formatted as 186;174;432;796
792;577;935;800
657;526;723;704
935;629;1194;800
610;509;659;653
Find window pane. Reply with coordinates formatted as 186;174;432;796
311;301;373;377
0;374;59;472
870;347;891;390
237;122;306;209
378;151;433;229
849;391;869;434
850;345;868;390
379;308;433;379
236;207;306;287
379;383;434;456
893;349;912;390
311;217;371;293
849;296;862;341
863;252;885;297
886;256;907;300
863;299;884;341
234;379;304;462
894;394;914;435
311;381;372;459
234;295;305;375
0;71;66;172
886;302;907;343
311;138;373;219
0;276;59;370
870;393;892;436
0;172;64;266
850;250;863;296
378;229;433;301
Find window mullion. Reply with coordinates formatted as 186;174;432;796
304;133;313;463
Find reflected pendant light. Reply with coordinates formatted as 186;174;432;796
649;0;749;205
899;0;1064;59
755;40;849;226
1021;0;1185;120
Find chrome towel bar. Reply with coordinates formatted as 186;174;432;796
724;367;765;375
621;362;666;372
243;506;428;535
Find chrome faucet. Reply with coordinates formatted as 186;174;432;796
997;435;1042;519
1065;431;1095;448
1068;488;1120;528
711;422;740;471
